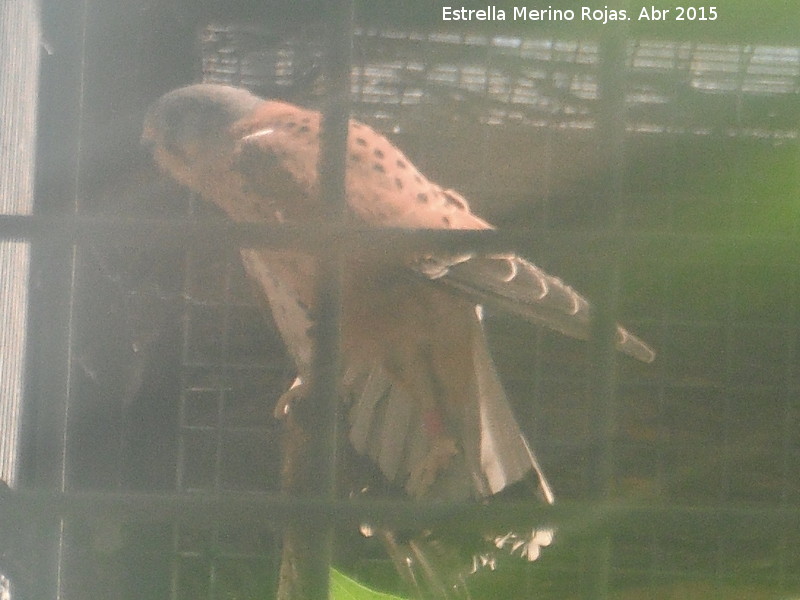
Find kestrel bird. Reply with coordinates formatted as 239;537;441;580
143;84;654;593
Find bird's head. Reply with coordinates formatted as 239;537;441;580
142;84;262;186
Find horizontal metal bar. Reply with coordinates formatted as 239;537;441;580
0;214;504;253
1;487;798;534
0;214;798;261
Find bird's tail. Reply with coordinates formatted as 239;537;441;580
345;311;555;597
345;313;554;505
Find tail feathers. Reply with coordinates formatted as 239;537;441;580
346;308;553;502
344;323;554;504
346;363;476;501
345;309;555;596
469;312;554;502
346;363;426;486
429;254;655;363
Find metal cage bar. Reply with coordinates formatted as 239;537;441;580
274;2;354;599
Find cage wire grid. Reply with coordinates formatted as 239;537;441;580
167;22;800;599
1;7;799;600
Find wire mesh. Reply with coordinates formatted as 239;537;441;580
194;20;800;600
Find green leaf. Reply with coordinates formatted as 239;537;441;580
330;569;409;600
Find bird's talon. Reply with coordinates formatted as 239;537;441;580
273;377;305;419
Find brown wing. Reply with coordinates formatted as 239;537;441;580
232;103;654;362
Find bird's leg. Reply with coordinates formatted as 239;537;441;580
273;376;305;419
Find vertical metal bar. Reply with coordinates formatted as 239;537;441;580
0;0;39;488
276;2;353;599
306;0;354;499
23;0;93;597
583;30;628;600
0;2;40;598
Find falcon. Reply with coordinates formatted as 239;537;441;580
142;83;654;594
